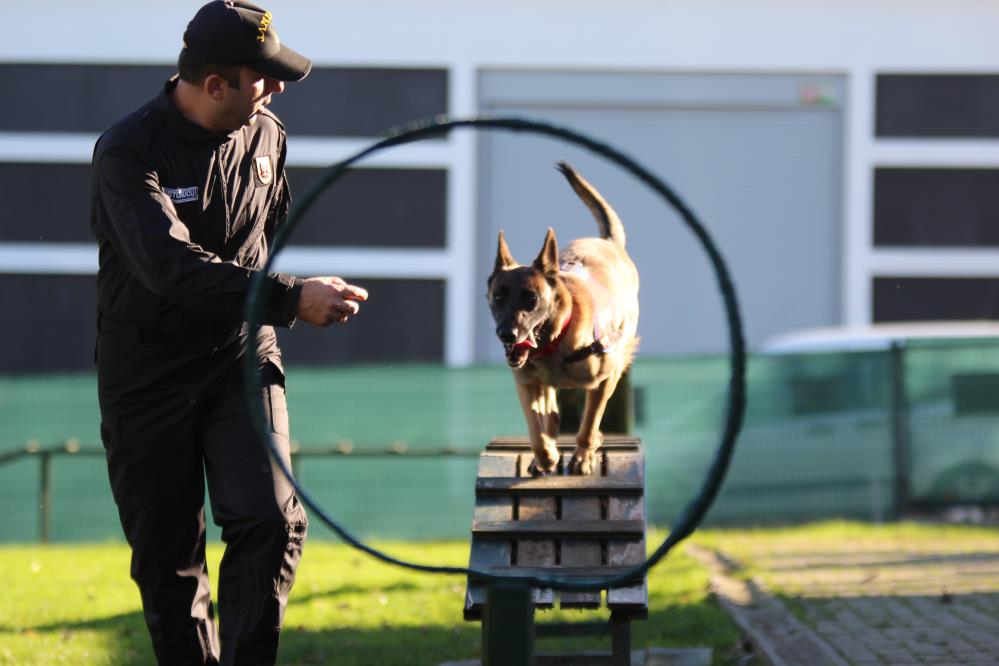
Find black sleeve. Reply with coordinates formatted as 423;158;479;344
96;146;301;327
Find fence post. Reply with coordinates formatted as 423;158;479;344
39;450;52;544
290;440;301;481
889;342;912;518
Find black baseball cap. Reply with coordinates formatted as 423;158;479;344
182;1;312;82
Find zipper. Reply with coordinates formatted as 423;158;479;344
215;145;232;241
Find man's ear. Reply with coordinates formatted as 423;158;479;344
533;227;559;277
204;74;227;101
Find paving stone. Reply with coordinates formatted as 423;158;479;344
703;539;999;665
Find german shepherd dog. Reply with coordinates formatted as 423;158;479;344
487;162;639;475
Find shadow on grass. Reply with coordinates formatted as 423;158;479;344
0;597;742;666
279;596;741;666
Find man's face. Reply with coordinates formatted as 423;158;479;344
216;67;285;131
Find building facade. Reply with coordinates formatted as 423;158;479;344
3;1;999;372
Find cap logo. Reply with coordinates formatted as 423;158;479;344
256;11;272;43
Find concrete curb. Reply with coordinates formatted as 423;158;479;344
686;544;849;666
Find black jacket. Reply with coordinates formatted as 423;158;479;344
90;77;301;377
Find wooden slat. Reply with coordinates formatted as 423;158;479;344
517;453;555;606
465;452;518;619
476;476;643;497
466;441;649;621
487;435;640;451
605;452;648;610
468;565;642;582
473;519;643;539
560;476;603;608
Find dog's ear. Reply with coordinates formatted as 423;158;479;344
494;230;517;273
533;228;559;277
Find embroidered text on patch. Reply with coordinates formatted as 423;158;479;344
162;186;199;203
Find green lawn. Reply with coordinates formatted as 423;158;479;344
0;533;742;665
8;522;998;664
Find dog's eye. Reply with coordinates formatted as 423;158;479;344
492;290;506;305
523;291;539;309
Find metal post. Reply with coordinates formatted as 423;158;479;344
483;583;534;666
610;614;632;666
39;451;52;544
889;342;911;519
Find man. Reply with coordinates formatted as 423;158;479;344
89;2;365;663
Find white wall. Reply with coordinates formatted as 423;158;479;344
5;0;999;363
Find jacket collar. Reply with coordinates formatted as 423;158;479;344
156;76;238;144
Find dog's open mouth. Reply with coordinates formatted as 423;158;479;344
503;323;544;368
505;343;531;368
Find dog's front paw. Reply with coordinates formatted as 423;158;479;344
567;447;598;475
528;449;560;476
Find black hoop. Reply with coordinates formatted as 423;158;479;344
243;116;746;590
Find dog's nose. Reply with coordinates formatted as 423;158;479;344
497;327;516;344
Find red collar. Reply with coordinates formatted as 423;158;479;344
513;309;572;359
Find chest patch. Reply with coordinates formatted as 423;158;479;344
162;186;199;204
254;155;273;186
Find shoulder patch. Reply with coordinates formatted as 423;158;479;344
254;155;273;185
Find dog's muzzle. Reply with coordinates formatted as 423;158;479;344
505;341;533;368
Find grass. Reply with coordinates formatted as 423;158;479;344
0;532;742;665
10;521;992;665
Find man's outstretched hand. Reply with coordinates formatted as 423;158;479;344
296;277;368;326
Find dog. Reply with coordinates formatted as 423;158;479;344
487;161;639;476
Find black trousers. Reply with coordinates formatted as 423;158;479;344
98;335;307;665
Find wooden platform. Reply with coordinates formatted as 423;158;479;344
464;435;648;621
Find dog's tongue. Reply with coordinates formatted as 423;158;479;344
507;345;531;367
515;333;537;350
506;332;537;367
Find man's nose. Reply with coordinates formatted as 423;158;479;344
265;78;285;95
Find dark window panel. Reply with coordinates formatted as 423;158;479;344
0;275;443;373
266;67;448;137
0;162;445;246
876;74;999;138
872;277;999;322
278;278;444;365
285;167;446;248
0;163;93;242
0;274;97;373
0;64;447;137
873;168;999;247
0;64;174;133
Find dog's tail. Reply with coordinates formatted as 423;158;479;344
556;161;626;247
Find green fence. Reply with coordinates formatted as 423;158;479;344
4;341;999;543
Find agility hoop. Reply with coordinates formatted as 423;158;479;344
243;116;746;591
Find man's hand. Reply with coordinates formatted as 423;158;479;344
296;277;368;326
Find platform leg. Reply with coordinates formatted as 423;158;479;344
483;583;534;666
611;615;631;666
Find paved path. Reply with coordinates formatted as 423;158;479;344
690;532;999;665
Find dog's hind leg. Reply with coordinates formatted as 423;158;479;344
568;370;623;475
516;383;561;476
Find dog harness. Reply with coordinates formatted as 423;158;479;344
515;263;622;364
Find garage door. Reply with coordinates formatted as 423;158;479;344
476;71;845;361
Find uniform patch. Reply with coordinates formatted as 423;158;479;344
162;186;199;203
254;155;273;185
